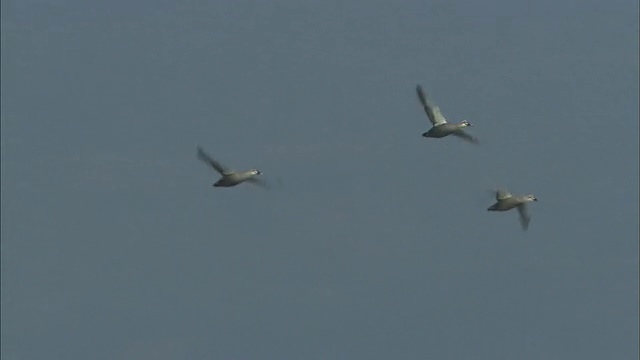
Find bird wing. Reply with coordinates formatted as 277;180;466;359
197;146;232;175
247;177;269;189
517;204;531;231
452;130;479;144
496;189;512;201
416;85;447;126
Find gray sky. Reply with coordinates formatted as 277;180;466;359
1;0;638;359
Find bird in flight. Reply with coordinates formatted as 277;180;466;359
416;85;479;144
487;188;538;230
197;146;266;188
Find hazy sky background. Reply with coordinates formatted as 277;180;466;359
2;0;638;359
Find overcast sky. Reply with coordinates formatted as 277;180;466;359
2;0;638;359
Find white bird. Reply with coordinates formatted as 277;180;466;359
487;189;538;230
416;85;478;144
197;146;266;188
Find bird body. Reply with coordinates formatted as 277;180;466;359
212;172;261;187
423;123;472;138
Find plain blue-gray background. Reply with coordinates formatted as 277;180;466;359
2;0;638;359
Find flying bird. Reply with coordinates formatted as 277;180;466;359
487;188;538;230
416;85;478;144
197;146;266;188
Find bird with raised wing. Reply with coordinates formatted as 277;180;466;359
197;146;265;188
416;85;478;144
487;188;538;230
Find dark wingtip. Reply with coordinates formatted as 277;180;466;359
416;85;427;102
